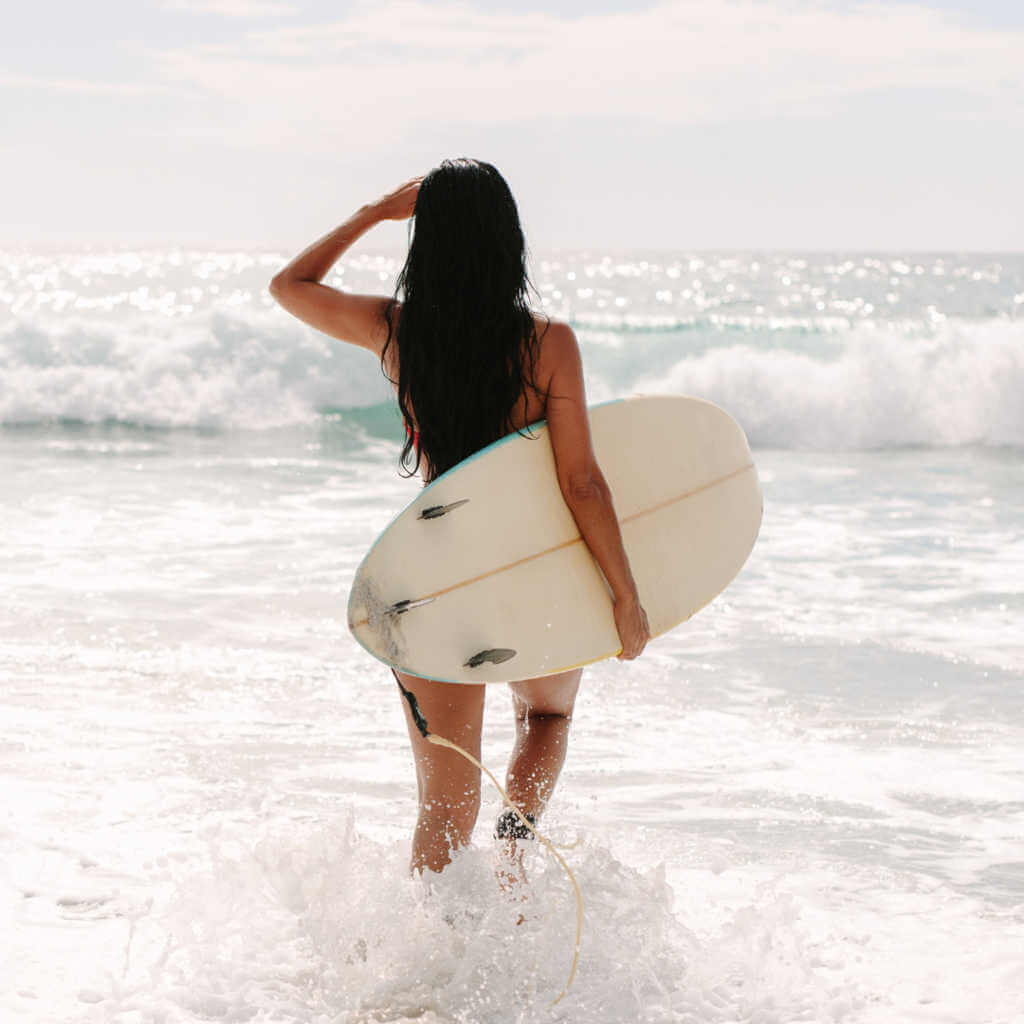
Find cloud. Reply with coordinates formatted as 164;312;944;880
161;0;298;15
138;0;1024;149
0;72;175;97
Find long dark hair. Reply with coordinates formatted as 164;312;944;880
381;158;547;481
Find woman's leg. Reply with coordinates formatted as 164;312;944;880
394;669;486;875
504;668;583;823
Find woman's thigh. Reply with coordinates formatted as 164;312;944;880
393;669;486;805
508;668;583;718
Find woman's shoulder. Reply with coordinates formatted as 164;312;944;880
531;315;580;367
528;316;581;407
531;314;577;351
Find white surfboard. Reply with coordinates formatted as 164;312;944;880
348;395;762;683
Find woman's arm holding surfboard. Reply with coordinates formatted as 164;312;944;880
543;323;651;660
268;178;421;356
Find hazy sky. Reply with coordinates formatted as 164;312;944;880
4;0;1022;250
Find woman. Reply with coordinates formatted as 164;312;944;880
270;159;650;876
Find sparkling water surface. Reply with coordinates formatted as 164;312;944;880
2;249;1022;1023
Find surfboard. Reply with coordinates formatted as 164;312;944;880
348;394;762;684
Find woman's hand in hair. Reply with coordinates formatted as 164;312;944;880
614;591;651;661
371;176;423;221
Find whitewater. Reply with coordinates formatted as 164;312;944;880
3;249;1022;447
2;248;1022;1023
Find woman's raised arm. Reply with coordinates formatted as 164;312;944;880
269;177;421;355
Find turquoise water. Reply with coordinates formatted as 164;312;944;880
2;249;1022;1022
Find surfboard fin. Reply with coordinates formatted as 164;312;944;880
464;648;517;668
418;499;470;520
385;597;435;616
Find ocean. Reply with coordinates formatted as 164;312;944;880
2;248;1022;1023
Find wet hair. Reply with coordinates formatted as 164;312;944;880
382;158;548;481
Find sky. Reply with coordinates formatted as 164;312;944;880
3;0;1022;251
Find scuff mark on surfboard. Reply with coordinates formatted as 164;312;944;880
348;576;407;664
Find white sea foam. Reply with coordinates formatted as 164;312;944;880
3;248;1022;446
0;310;394;429
48;808;880;1023
4;309;1021;449
635;321;1024;449
2;420;1022;1023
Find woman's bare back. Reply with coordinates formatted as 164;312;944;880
382;309;560;473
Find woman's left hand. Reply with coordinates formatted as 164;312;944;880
613;591;651;661
371;176;423;221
